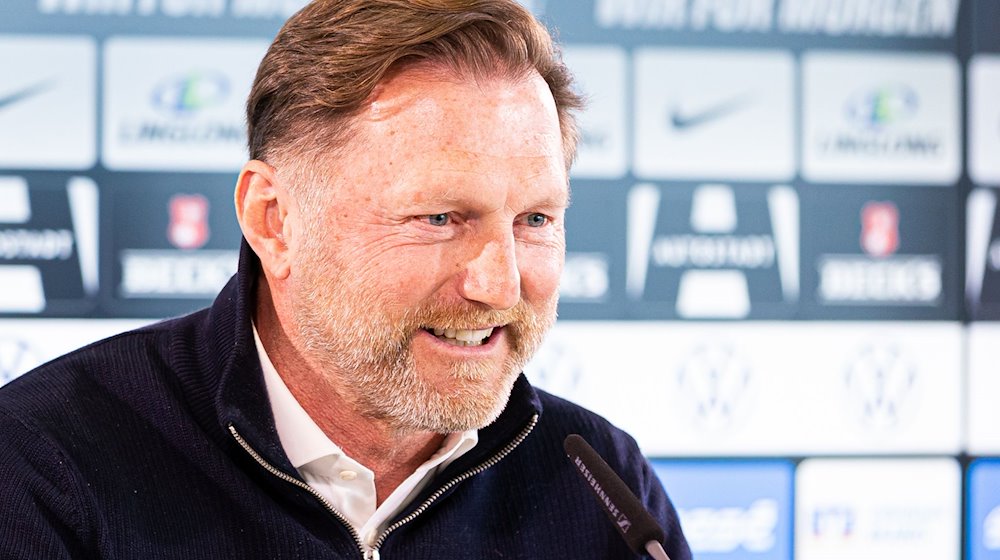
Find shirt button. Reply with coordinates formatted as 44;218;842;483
339;470;358;481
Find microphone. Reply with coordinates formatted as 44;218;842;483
564;434;671;560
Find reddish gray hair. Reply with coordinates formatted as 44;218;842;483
247;0;584;170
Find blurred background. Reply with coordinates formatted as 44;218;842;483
0;0;997;558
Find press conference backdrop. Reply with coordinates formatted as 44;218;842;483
0;0;998;557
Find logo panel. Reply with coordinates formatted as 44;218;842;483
651;461;793;560
633;48;795;181
0;36;96;170
801;186;958;319
969;460;1000;560
102;38;268;171
625;182;798;319
563;46;628;179
104;175;241;317
529;321;958;456
802;52;960;184
0;175;99;316
967;324;1000;455
796;459;961;560
969;56;1000;186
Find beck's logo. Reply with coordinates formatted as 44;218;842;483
817;198;942;306
167;194;210;250
860;201;899;258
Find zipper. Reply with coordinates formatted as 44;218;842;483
230;414;538;559
368;413;540;555
227;423;368;559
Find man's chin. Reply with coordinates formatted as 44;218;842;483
409;370;519;433
423;392;512;433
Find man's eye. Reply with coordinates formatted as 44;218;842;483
426;213;450;226
525;213;548;227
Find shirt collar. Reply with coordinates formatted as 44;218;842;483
254;324;342;468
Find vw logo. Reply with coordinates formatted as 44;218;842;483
676;344;753;431
843;344;917;430
0;337;42;385
525;338;584;398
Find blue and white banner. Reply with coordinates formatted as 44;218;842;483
969;460;1000;560
651;460;793;560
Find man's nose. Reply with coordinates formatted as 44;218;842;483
459;231;521;310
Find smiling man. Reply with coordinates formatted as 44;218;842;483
0;2;690;559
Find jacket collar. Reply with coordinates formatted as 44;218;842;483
203;238;543;476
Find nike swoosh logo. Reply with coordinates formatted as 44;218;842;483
0;80;55;113
670;94;753;131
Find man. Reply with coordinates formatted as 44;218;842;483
0;1;690;558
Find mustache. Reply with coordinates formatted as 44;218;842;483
388;299;539;339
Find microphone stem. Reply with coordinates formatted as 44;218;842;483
644;541;671;560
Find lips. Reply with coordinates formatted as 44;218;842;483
423;326;496;347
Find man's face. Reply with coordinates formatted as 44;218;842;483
285;67;568;433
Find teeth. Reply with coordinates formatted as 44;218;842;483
426;326;495;346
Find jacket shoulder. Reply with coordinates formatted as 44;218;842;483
0;311;205;422
533;388;641;453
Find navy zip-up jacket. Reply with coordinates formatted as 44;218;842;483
0;241;691;559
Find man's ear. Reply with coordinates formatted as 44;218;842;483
235;160;293;280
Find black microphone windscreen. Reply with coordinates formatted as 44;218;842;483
564;434;665;555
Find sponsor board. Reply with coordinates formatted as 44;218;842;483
651;461;793;559
563;46;628;179
0;175;99;315
34;0;309;18
967;323;1000;455
969;56;1000;186
800;185;958;319
969;460;1000;560
589;0;958;37
593;0;775;33
525;321;961;456
625;183;798;319
777;0;959;37
796;458;961;560
104;175;241;317
633;49;795;182
0;35;96;170
103;37;268;171
0;319;150;385
802;52;961;185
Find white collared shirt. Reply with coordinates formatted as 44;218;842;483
253;326;478;551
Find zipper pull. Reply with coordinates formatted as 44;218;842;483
364;549;380;560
